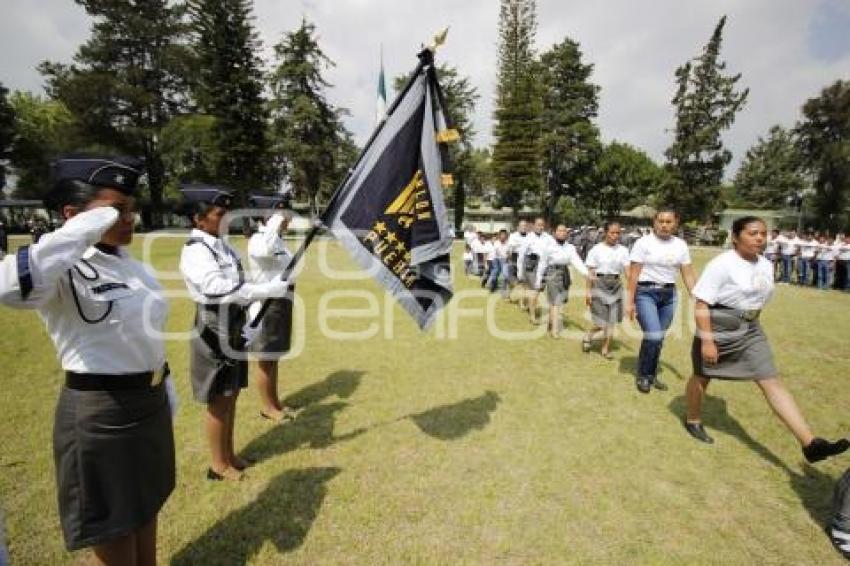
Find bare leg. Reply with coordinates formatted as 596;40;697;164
686;375;710;423
225;392;241;467
756;378;814;446
135;517;157;566
206;394;232;473
256;360;282;416
528;290;539;323
90;532;136;566
601;326;613;355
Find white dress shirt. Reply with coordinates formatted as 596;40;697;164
0;207;168;373
693;250;774;310
492;240;509;260
629;233;691;284
585;242;630;275
506;231;527;256
517;232;552;274
535;238;588;289
799;238;818;259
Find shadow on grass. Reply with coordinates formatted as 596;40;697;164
408;391;501;441
619;356;684;381
241;370;366;463
669;394;838;527
170;467;341;565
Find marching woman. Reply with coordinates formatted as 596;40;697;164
518;217;552;324
179;185;290;481
534;223;588;338
582;221;630;359
0;158;175;564
683;216;849;463
626;209;696;394
247;198;298;422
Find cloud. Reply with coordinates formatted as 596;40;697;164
1;0;847;177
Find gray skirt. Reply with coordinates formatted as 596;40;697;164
191;303;249;403
544;265;571;306
590;276;623;326
53;384;175;550
691;309;777;380
251;291;294;359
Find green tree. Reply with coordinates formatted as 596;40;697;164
394;63;479;231
8;92;79;198
0;83;15;189
795;80;850;232
159;114;220;200
269;18;351;213
40;0;194;225
538;37;602;224
662;15;748;221
190;0;270;203
733;125;805;209
592;141;667;218
491;0;542;218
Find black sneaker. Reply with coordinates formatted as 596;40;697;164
684;421;714;444
803;438;850;463
652;377;668;391
827;525;850;559
636;376;651;394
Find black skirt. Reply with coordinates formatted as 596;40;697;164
53;384;175;550
251;292;294;359
190;303;248;403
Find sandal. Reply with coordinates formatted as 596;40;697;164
581;337;592;353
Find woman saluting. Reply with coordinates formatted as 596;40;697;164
0;158;175;564
684;215;848;463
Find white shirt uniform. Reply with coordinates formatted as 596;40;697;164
470;238;489;258
816;242;838;261
492;240;509;261
247;214;293;285
585;242;630;275
629;233;691;284
463;230;477;248
179;228;286;306
535;238;588;289
693;250;775;310
799;239;818;259
506;231;527;258
0;207;168;373
778;235;799;256
837;242;850;261
764;236;780;256
517;232;552;275
482;241;495;262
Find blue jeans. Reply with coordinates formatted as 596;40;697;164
817;260;832;289
635;287;678;379
781;255;793;283
487;258;508;295
798;258;811;285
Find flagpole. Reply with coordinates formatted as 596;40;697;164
248;33;448;330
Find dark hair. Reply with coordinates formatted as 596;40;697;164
43;179;99;215
181;201;217;227
731;215;765;238
654;208;679;220
499;229;508;235
603;221;621;232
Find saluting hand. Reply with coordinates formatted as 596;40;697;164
701;340;719;365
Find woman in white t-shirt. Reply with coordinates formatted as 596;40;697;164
582;221;630;359
683;216;849;463
626;210;697;393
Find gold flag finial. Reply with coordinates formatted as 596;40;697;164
429;27;450;52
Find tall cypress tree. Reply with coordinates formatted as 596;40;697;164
491;0;542;219
268;18;350;213
40;0;194;226
189;0;270;203
663;16;748;221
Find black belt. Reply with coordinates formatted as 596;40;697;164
637;281;674;288
598;274;620;279
65;363;170;391
711;304;761;321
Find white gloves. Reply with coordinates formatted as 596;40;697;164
254;278;289;299
241;320;261;347
164;376;179;418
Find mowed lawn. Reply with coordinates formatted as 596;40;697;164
1;233;849;565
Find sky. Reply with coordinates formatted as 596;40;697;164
1;0;849;177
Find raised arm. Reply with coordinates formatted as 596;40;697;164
0;207;118;309
180;244;288;305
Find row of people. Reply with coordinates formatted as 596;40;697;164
766;229;850;289
0;159;296;563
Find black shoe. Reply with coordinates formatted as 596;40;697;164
827;525;850;559
652;377;668;391
684;421;714;444
636;377;651;394
803;437;850;463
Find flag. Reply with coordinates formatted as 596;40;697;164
375;48;387;124
324;58;456;329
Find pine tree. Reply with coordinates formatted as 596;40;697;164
0;83;15;189
190;0;270;203
538;37;602;223
268;18;350;213
733;125;805;209
40;0;194;226
491;0;542;218
663;15;748;221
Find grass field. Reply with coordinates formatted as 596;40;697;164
1;234;849;564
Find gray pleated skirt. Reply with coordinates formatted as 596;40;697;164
691;309;777;380
544;266;571;306
590;276;623;326
191;303;248;403
251;291;294;360
53;384;175;550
